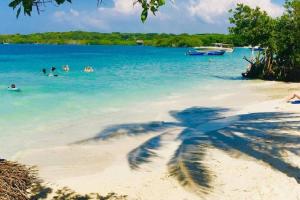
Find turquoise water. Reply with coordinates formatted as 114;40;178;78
0;45;251;157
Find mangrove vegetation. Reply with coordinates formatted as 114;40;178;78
230;0;300;81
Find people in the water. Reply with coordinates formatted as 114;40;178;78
42;65;96;75
7;84;20;91
42;67;58;77
42;68;47;75
49;67;58;76
62;65;70;72
84;66;94;73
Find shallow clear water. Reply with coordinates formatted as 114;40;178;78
0;45;251;157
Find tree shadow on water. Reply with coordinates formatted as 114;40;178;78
75;107;300;195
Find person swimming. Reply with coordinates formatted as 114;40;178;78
84;66;94;73
48;66;58;77
62;65;70;72
7;84;20;91
42;68;47;75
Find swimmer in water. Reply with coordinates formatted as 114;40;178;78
63;65;70;72
49;67;59;77
84;66;94;73
7;84;20;91
42;68;47;75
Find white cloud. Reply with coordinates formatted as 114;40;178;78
114;0;139;14
188;0;284;24
51;0;284;33
53;11;65;20
53;9;107;30
69;9;80;17
53;0;142;30
97;0;139;15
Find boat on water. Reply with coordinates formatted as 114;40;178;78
194;43;234;53
249;46;264;51
187;49;225;56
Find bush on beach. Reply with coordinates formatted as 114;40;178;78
0;159;127;200
0;159;38;200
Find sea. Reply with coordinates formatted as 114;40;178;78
0;44;252;157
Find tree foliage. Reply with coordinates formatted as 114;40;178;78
230;0;300;81
229;5;276;50
8;0;165;22
136;0;165;22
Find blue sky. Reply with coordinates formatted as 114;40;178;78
0;0;285;34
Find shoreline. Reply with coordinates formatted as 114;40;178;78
12;80;300;199
2;79;250;158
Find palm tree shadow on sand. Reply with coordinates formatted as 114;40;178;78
75;107;300;196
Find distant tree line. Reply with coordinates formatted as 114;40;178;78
0;32;240;47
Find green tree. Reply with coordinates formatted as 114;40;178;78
229;0;300;81
275;0;300;79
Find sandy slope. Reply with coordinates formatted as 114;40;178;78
14;81;300;199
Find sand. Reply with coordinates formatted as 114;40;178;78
13;81;300;200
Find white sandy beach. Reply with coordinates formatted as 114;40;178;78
13;81;300;200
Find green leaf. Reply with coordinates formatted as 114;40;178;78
141;9;148;23
16;7;21;18
9;0;22;9
158;0;165;6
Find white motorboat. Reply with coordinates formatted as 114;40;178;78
194;43;234;53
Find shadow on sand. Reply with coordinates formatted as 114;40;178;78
76;107;300;195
